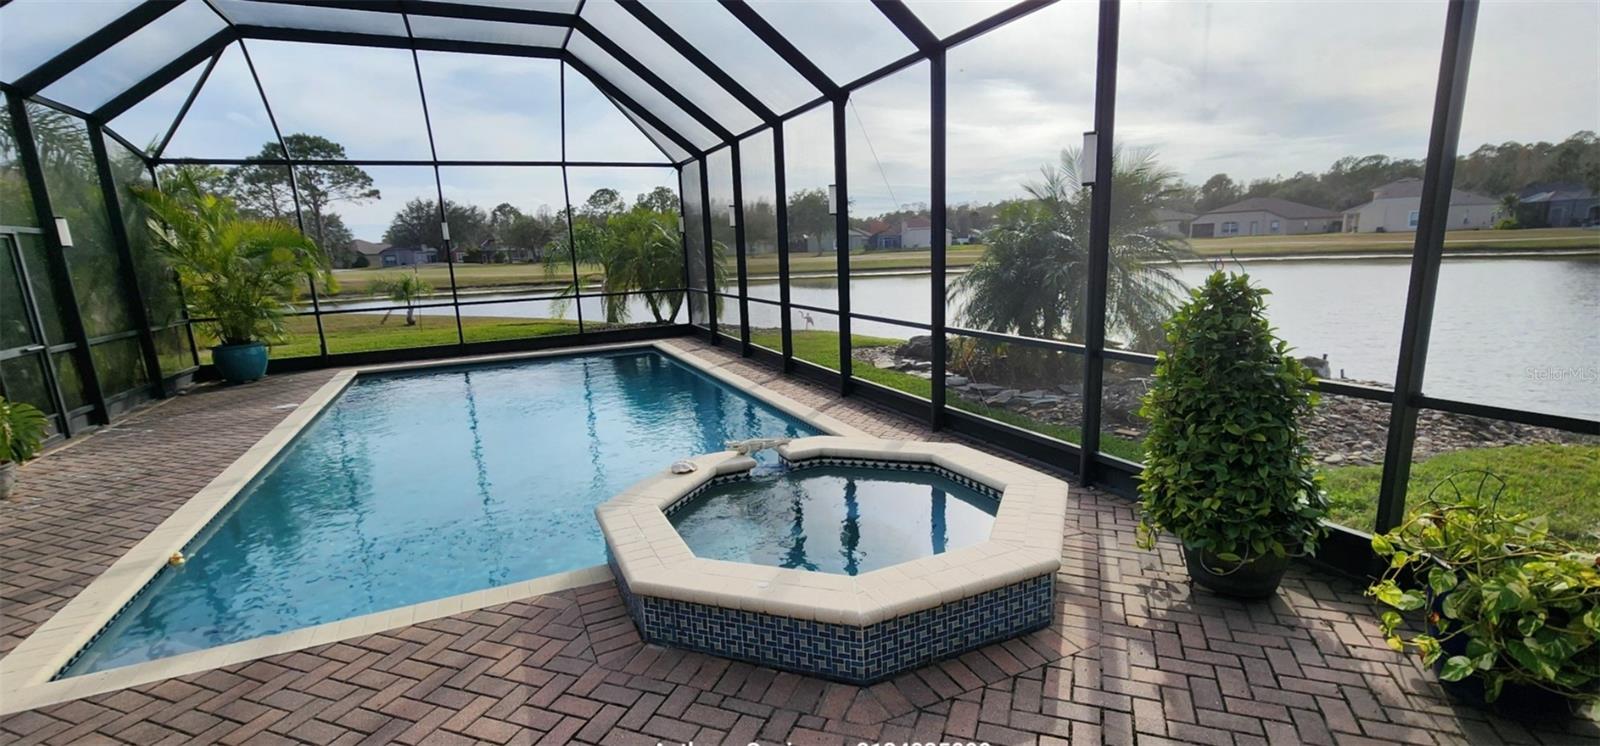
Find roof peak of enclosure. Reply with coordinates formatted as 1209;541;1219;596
0;0;1054;164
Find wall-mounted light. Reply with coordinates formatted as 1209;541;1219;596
440;221;452;242
54;217;73;247
727;203;737;228
1079;131;1098;185
827;184;838;216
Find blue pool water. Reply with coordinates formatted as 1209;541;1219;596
670;465;998;576
65;350;818;676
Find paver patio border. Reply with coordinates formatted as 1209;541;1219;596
0;339;867;714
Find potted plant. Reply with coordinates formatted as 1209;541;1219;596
1135;271;1328;598
1369;474;1599;719
134;171;330;384
1;396;47;501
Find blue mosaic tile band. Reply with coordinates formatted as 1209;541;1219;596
609;555;1053;685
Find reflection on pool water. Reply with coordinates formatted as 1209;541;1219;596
63;350;818;677
669;465;999;576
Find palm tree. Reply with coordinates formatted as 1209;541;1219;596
1499;192;1521;227
133;170;329;346
955;146;1192;351
376;269;432;326
546;205;727;324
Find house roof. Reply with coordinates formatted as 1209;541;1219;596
351;239;390;257
1369;178;1498;205
902;216;932;229
1518;181;1595;203
1200;197;1339;220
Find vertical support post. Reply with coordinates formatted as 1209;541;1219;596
678;166;694;326
402;21;464;347
89;126;164;395
8;96;108;427
929;50;947;430
1376;0;1479;534
773;122;795;371
149;165;201;368
731;139;752;355
238;39;327;359
560;63;586;335
832;97;852;394
1078;0;1119;484
700;157;718;342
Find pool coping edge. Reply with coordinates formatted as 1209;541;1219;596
0;339;860;715
596;436;1069;628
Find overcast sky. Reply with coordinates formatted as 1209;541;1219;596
12;0;1594;237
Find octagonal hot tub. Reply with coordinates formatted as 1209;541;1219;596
595;436;1067;684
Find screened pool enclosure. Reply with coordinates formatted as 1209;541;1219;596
1;0;1595;575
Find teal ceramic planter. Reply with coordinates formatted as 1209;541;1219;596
212;342;269;384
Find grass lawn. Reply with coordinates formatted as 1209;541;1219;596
1189;227;1597;257
197;314;583;361
327;228;1594;297
749;329;1147;461
1321;443;1600;545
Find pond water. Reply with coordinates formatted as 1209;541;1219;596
308;255;1599;420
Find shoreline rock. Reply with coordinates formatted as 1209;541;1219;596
852;343;1594;465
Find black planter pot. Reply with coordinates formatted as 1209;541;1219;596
1429;591;1578;720
1182;541;1290;599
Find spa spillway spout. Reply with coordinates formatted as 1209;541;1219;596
723;437;791;455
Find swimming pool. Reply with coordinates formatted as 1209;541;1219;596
670;464;999;575
63;350;819;676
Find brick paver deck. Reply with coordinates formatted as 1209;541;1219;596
2;338;1596;745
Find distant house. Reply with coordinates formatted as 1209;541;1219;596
862;217;953;250
351;239;389;266
379;245;439;267
1518;182;1599;227
1153;208;1196;237
1189;198;1341;238
1342;178;1498;233
792;228;870;253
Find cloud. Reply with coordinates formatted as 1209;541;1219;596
73;0;1596;220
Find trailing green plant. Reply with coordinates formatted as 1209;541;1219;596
0;397;48;465
133;170;331;347
1135;271;1328;566
1369;472;1600;715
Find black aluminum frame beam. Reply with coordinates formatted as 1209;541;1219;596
1077;0;1118;483
400;12;467;347
235;25;564;59
771;122;795;369
89;125;166;396
154;49;223;159
872;0;940;54
928;49;947;430
831;98;851;395
10;0;182;96
1375;0;1481;534
718;0;841;100
699;156;718;340
94;30;233;122
260;0;572;28
571;20;734;144
617;0;777;124
7;96;110;427
565;56;700;159
730;140;752;353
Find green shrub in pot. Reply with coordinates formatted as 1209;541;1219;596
133;170;331;383
1;396;48;501
1369;481;1600;718
1135;271;1328;598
